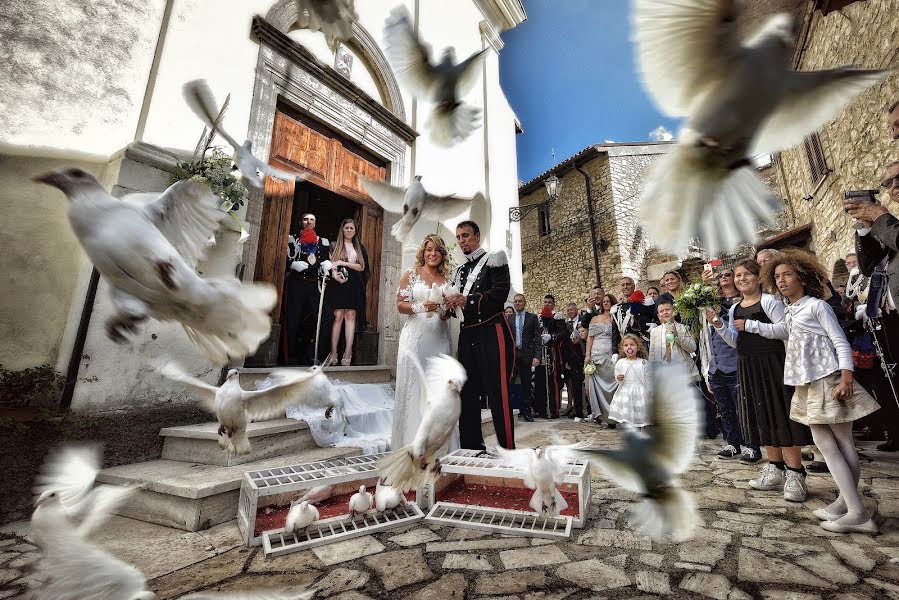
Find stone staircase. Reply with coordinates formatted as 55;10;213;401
239;364;394;388
97;387;506;532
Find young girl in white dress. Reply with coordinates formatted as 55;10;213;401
764;249;879;534
610;334;651;428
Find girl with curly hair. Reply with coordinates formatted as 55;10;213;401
609;334;651;428
763;249;879;534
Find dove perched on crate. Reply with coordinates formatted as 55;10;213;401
34;169;276;364
183;79;309;189
294;0;358;51
285;500;320;533
492;445;576;518
378;354;466;492
349;485;373;517
373;480;407;512
293;484;334;506
160;364;327;455
570;362;702;542
360;175;479;243
383;5;488;145
632;0;888;255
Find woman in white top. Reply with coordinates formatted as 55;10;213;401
391;234;458;451
763;250;879;534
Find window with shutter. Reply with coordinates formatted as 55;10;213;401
538;204;551;236
803;133;830;184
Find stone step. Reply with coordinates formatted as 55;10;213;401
160;419;316;467
97;446;361;532
240;364;394;387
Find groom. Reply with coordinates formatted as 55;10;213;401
444;221;516;450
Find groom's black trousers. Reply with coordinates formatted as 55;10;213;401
458;313;516;450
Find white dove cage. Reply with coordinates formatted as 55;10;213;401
237;452;423;550
421;448;591;533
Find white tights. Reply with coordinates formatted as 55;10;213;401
809;422;869;526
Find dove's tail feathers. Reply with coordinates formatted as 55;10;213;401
378;446;432;493
428;104;482;147
75;485;139;537
181;279;277;365
628;485;698;543
231;428;252;455
639;145;778;256
390;219;414;242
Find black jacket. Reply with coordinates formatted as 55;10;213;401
561;317;586;371
857;212;899;305
507;310;542;362
454;249;511;327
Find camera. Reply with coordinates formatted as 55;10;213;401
844;189;879;203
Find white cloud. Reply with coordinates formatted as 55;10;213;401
649;125;674;142
604;139;615;144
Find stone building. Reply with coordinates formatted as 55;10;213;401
0;0;526;412
764;0;899;282
517;142;672;307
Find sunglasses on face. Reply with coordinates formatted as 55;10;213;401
881;175;899;190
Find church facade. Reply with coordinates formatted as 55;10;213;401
0;0;526;411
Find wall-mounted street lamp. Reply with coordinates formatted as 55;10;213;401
509;173;562;223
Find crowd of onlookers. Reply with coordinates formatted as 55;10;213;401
502;100;899;535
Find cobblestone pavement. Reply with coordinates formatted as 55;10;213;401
4;418;899;599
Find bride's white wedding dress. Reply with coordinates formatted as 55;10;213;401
390;266;460;451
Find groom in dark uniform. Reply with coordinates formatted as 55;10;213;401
444;221;515;450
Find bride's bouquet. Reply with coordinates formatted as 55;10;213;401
673;282;719;336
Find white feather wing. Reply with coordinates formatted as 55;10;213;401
159;363;219;414
647;363;701;476
126;181;223;269
360;176;407;214
34;445;100;508
632;0;741;116
493;447;538;489
243;367;324;420
749;68;889;156
384;6;438;97
34;535;150;600
421;191;478;222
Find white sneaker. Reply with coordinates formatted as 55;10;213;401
783;469;808;502
749;464;784;491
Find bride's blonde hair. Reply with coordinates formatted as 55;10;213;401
415;234;449;279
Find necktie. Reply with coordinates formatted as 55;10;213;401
516;312;524;348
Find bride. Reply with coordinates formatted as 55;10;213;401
391;234;459;450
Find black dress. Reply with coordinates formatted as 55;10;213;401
326;242;369;316
735;301;812;447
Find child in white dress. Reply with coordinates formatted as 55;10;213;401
763;249;879;534
610;334;651;428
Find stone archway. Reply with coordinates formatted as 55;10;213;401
264;1;406;121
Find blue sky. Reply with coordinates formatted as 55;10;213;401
499;0;680;183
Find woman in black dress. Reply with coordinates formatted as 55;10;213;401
327;218;369;365
709;259;812;502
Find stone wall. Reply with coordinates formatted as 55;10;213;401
519;144;670;309
774;0;899;278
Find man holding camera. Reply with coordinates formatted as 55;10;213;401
844;159;899;448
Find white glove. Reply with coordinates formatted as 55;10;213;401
291;260;309;273
856;304;867;320
611;353;619;363
321;260;333;271
541;333;551;343
647;322;659;330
